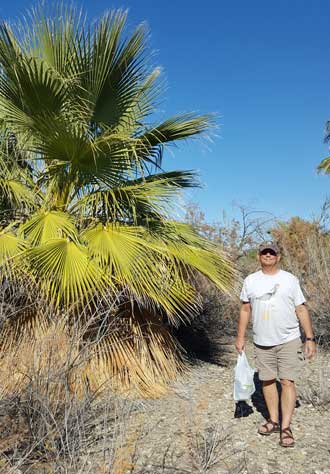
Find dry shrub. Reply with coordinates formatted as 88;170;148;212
301;234;330;342
299;368;330;410
0;317;144;473
271;228;330;342
271;217;319;276
0;316;92;470
0;390;143;474
0;321;82;399
166;401;245;474
298;348;330;410
185;425;232;473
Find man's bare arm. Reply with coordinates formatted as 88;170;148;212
295;303;316;359
235;302;251;353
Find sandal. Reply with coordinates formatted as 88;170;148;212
279;427;295;447
258;419;280;436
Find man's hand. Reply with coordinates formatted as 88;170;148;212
235;337;245;353
304;340;317;359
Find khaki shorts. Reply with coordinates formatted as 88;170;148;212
253;337;304;381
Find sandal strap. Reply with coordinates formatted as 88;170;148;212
281;427;292;434
281;427;294;440
266;419;279;427
260;419;279;432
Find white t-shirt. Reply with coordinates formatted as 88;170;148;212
240;269;306;346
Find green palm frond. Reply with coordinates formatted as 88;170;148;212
144;221;235;292
17;118;140;191
115;67;163;136
0;177;36;212
142;113;214;143
88;13;150;127
0;149;36;209
0;24;69;149
135;113;213;167
317;157;330;174
72;170;199;222
83;223;197;321
24;7;153;127
20;210;77;245
0;8;213;191
0;229;26;268
24;4;84;75
318;122;330;173
168;243;233;291
1;52;67;117
0;21;22;80
27;238;107;307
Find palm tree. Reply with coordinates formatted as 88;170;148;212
318;121;330;173
0;5;234;397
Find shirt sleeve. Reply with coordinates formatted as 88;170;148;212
240;278;250;302
293;277;306;306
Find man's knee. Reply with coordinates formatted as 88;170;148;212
280;378;295;387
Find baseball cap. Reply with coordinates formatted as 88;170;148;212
258;240;280;254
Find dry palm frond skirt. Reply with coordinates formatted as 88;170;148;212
0;295;187;400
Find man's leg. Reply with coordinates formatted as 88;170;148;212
277;338;303;446
254;343;279;433
258;379;279;433
279;379;296;445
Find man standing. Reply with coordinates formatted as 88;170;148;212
235;241;316;447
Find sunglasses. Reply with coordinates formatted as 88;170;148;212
260;249;277;256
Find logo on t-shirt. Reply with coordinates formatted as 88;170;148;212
257;284;280;321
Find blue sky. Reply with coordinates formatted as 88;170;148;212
1;0;330;223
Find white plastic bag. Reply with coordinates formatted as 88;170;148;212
233;351;255;401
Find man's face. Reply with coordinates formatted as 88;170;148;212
258;248;280;266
